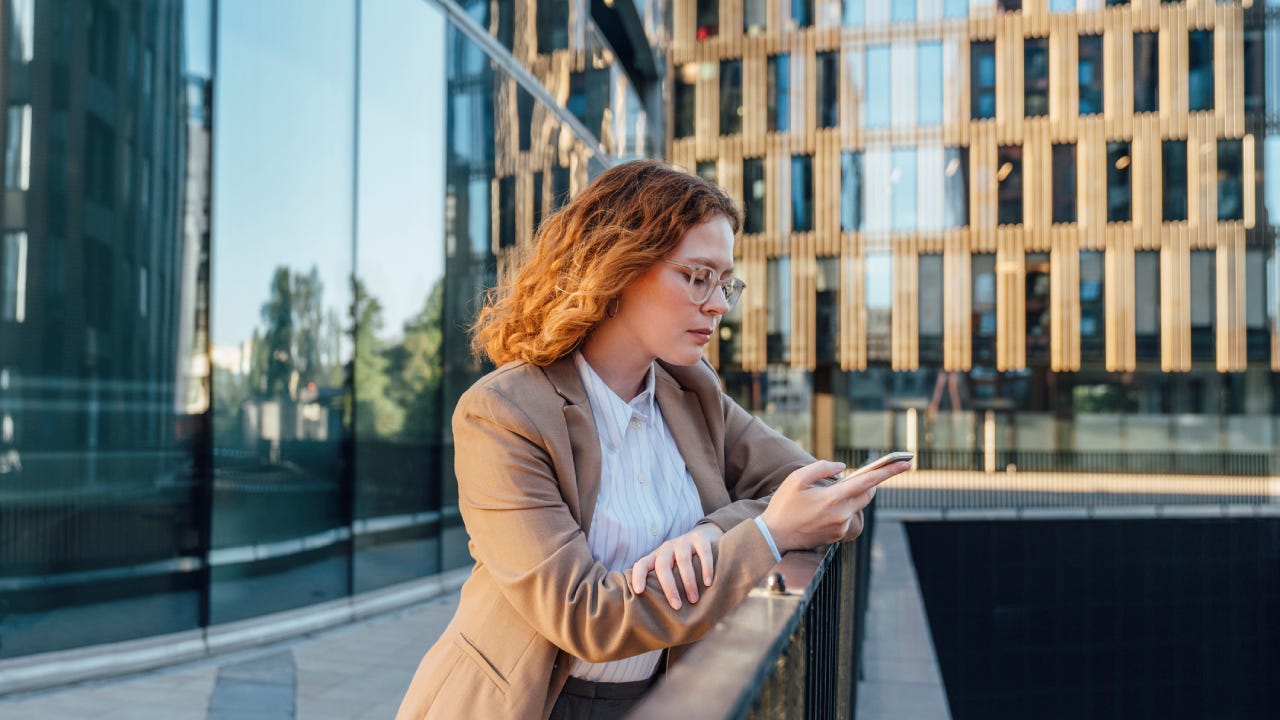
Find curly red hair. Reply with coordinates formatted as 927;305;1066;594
472;160;742;366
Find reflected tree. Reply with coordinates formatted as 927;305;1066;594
353;279;405;437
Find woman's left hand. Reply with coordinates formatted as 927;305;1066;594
629;523;724;610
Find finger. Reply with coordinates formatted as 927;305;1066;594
674;547;699;603
785;460;847;490
631;554;656;594
696;539;714;586
837;460;910;498
654;555;682;610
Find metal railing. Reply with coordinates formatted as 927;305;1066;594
629;506;877;719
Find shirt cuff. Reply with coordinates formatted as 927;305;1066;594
753;516;783;563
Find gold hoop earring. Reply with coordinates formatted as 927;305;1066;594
605;297;619;318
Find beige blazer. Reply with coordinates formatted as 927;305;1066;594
396;356;838;719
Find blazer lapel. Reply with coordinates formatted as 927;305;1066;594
655;365;729;516
540;357;603;536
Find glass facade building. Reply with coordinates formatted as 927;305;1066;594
0;0;655;660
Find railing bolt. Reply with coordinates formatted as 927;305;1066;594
766;572;786;594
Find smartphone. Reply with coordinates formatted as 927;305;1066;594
835;451;914;482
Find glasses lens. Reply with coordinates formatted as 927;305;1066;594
688;266;715;304
723;280;744;310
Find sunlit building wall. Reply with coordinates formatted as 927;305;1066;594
669;0;1278;468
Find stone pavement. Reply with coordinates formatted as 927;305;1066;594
0;591;461;720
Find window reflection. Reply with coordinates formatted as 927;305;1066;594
1052;143;1076;224
768;258;791;364
1078;35;1103;115
892;148;918;231
1107;141;1131;223
1190;251;1215;362
972;253;997;366
816;258;840;364
997;145;1022;225
1134;32;1158;113
1024;37;1049;117
866;252;893;363
918;42;942;125
817;51;839;129
720;59;742;135
970;41;995;120
1163;140;1188;222
792;155;814;232
919;255;944;365
769;54;791;133
1136;250;1160;362
1080;251;1105;363
944;147;969;228
866;45;890;127
1218;139;1244;221
1188;30;1214;112
744;157;766;234
841;151;863;232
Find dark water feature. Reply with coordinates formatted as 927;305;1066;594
906;519;1280;720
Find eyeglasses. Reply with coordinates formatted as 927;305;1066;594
661;259;746;311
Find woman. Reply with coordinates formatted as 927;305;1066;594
397;160;907;720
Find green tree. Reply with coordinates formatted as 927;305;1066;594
353;279;404;438
388;279;445;439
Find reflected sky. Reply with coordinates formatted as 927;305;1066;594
213;0;446;347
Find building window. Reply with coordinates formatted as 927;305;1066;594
1244;28;1264;114
767;257;791;364
1052;143;1076;224
997;145;1022;226
893;148;918;232
919;147;945;231
532;171;545;234
84;115;116;205
866;252;892;363
9;0;33;61
918;42;943;125
2;232;27;322
720;60;742;136
536;0;569;53
1218;139;1244;222
516;90;533;152
841;151;862;232
792;155;814;233
864;150;891;231
1026;252;1050;365
674;65;696;139
768;54;790;132
817;51;840;129
817;258;840;364
944;147;969;229
696;161;717;184
1050;0;1075;11
744;0;766;34
970;41;996;120
866;45;890;127
498;176;516;249
1135;250;1160;362
1107;141;1131;223
744;158;765;234
844;0;864;25
1163;140;1188;222
1190;250;1215;362
1245;248;1269;362
972;253;996;366
945;0;968;17
1080;251;1104;363
998;0;1022;10
1025;37;1049;117
1078;35;1103;115
1134;32;1158;113
919;255;944;365
1188;30;1214;112
552;165;571;208
792;0;814;28
696;0;718;40
4;105;31;190
892;0;916;22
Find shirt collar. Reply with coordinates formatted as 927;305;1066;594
573;353;657;442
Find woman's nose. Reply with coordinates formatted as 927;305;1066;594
702;288;729;315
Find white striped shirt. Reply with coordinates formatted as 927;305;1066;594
569;353;705;682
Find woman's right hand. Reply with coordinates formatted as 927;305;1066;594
759;459;909;554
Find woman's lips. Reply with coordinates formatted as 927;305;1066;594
689;329;713;344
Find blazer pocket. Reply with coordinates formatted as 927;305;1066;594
452;632;511;696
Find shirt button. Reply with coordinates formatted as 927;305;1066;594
638;474;647;484
651;527;659;537
631;419;642;430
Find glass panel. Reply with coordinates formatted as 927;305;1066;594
841;150;862;232
997;145;1022;225
1052;143;1076;224
1135;250;1160;362
866;253;893;363
744;157;766;234
1080;251;1105;363
768;258;791;364
0;0;210;659
893;0;917;22
1050;0;1075;10
918;41;943;125
1163;140;1188;222
1078;35;1103;115
816;258;840;364
792;155;814;233
720;59;742;135
1246;249;1269;361
696;160;718;184
1218;139;1244;221
844;0;865;25
1107;141;1132;223
1026;253;1050;365
919;146;945;231
972;253;997;366
944;147;969;228
674;63;696;139
211;0;356;624
1024;37;1049;117
817;51;840;129
792;0;814;28
1134;32;1158;113
768;54;791;133
919;255;944;365
744;0;767;34
891;42;918;127
697;0;719;39
892;148;918;232
864;149;892;232
1190;251;1215;362
970;41;996;120
945;0;969;17
1188;30;1214;112
866;45;891;127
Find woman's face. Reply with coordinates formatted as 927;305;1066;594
610;214;736;367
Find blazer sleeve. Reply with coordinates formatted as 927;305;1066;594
698;388;865;544
453;384;783;664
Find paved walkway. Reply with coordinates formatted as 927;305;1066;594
0;592;461;720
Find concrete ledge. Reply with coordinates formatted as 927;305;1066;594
0;567;470;697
